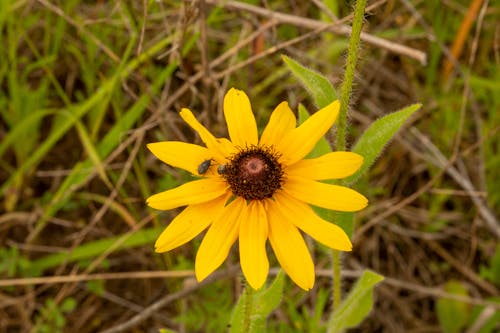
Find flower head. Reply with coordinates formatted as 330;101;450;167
147;88;367;290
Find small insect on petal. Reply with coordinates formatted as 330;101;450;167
198;159;212;175
217;164;227;175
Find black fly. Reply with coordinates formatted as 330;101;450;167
198;159;212;175
217;164;227;175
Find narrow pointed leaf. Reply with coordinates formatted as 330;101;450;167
229;271;285;333
228;287;246;333
436;280;470;333
346;104;421;184
328;270;384;333
467;296;500;333
74;120;111;187
334;211;354;238
255;269;285;315
282;55;338;108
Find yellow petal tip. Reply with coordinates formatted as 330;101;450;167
179;108;195;122
154;239;169;253
302;283;314;291
195;267;208;283
337;235;353;252
348;192;369;211
295;274;315;291
247;278;266;290
328;99;340;108
351;152;364;166
360;197;369;209
154;247;166;253
227;87;240;94
145;196;157;207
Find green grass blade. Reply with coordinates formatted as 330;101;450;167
29;61;177;242
74;119;112;188
0;109;57;158
27;227;163;275
0;83;113;196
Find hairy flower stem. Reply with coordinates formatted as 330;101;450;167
242;281;254;333
332;250;342;309
333;0;367;312
336;0;367;152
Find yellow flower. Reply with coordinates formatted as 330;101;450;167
147;88;367;290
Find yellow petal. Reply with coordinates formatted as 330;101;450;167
283;176;368;212
223;88;258;146
195;198;246;282
259;101;296;147
275;100;339;165
154;193;230;252
287;152;363;180
216;137;238;159
147;141;214;176
180;108;231;161
239;201;269;290
266;200;315;290
147;178;228;210
273;193;352;251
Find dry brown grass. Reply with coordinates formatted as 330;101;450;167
1;0;499;332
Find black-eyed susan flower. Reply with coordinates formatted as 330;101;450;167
147;88;367;290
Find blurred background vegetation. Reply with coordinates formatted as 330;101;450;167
0;0;499;332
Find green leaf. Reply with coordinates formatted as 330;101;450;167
467;297;500;333
0;109;56;159
322;0;339;17
60;298;76;313
229;271;285;333
480;243;500;285
86;280;105;296
282;55;338;108
159;329;176;333
328;270;384;333
255;269;285;315
334;211;354;238
309;288;330;331
436;280;471;333
345;103;422;184
229;286;246;333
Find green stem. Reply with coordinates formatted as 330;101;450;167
242;281;254;333
332;0;367;313
332;250;342;310
336;0;367;152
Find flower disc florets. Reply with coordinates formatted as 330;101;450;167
223;145;283;200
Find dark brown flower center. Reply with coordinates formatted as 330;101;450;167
222;146;283;200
